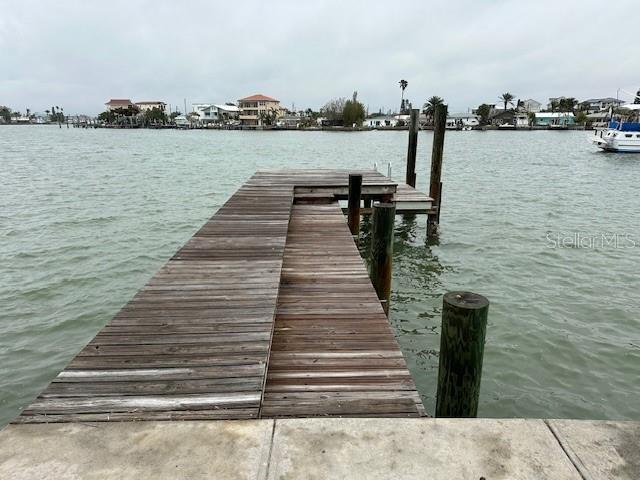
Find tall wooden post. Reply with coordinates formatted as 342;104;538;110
405;108;419;187
436;291;489;418
369;203;395;315
348;174;362;237
427;103;447;237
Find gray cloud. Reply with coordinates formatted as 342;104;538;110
1;0;638;115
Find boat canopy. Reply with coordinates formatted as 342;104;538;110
608;121;640;131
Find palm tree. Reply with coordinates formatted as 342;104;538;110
399;79;408;112
422;96;444;126
423;96;444;115
500;92;515;111
550;100;559;113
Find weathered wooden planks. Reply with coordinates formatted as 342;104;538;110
15;169;426;423
261;202;425;418
16;175;294;423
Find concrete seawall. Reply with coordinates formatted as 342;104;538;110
1;418;638;479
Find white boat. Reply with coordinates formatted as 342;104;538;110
591;104;640;153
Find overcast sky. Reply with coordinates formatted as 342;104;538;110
1;0;638;115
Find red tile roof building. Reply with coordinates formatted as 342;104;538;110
105;99;135;111
237;93;282;126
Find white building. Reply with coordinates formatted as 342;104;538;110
136;101;166;112
446;113;479;128
363;116;398;128
522;99;542;112
192;103;240;124
580;98;625;114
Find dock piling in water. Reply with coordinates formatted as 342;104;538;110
436;291;489;418
427;103;447;237
405;108;420;188
347;173;362;237
369;202;396;316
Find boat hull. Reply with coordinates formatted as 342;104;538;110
591;129;640;153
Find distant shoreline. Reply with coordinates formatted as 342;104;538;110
0;124;591;131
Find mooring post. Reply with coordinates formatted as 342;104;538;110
348;174;362;237
405;108;420;187
436;291;489;418
369;202;395;315
427;103;447;237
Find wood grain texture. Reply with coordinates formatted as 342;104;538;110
261;202;424;418
16;172;294;423
435;291;489;418
15;169;427;423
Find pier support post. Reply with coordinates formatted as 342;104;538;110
405;108;420;187
427;103;447;237
436;291;489;418
348;174;362;237
369;203;395;315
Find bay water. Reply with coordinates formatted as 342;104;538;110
1;126;638;425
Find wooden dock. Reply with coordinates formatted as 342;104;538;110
15;170;431;423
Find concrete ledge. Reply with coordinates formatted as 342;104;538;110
1;418;638;479
547;419;640;480
268;418;580;479
0;420;274;480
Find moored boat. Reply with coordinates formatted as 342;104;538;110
591;104;640;153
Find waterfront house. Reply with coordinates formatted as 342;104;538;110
586;111;609;127
105;99;135;111
363;115;398;128
192;104;215;124
238;94;282;126
135;101;166;112
490;110;528;128
214;104;240;123
13;114;31;124
533;112;575;126
192;103;240;125
522;99;542;113
579;98;625;114
446;113;479;129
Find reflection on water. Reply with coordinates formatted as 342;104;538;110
359;213;452;412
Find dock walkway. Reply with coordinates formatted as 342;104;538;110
15;170;430;423
263;202;424;417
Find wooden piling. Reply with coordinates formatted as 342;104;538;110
369;202;395;315
347;174;362;237
405;108;420;187
427;103;447;237
436;291;489;418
